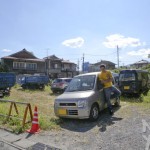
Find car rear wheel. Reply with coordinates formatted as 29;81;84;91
89;104;99;121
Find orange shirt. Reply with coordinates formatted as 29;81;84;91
98;70;113;88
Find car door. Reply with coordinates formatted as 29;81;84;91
96;77;106;110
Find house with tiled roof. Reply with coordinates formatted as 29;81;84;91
1;49;45;74
130;59;150;69
44;55;78;78
89;60;116;72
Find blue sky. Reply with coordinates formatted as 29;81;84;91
0;0;150;68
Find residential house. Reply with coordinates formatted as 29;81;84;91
44;55;78;78
1;49;45;74
89;60;116;72
130;60;150;69
44;55;62;78
61;60;77;77
1;49;78;78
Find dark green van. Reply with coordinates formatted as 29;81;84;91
119;69;150;95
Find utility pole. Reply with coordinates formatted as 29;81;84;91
46;48;50;76
77;59;80;72
117;45;119;68
82;53;84;73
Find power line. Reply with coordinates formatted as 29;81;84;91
85;51;116;56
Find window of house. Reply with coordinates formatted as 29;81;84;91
13;62;25;69
54;64;58;69
26;63;37;70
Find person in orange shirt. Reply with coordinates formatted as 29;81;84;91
99;64;121;115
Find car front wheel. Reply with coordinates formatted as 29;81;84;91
89;104;99;121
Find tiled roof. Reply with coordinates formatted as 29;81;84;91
8;48;38;59
62;60;76;64
133;59;150;64
43;55;61;60
2;56;44;62
93;60;116;65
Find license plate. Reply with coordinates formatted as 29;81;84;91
58;109;67;115
124;86;129;90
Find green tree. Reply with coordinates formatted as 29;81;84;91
0;63;9;72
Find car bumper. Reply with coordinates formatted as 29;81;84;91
51;87;64;90
54;106;90;119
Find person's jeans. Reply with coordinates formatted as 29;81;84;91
104;86;121;110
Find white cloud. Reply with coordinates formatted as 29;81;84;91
127;48;150;58
62;37;84;48
2;49;12;52
103;34;142;48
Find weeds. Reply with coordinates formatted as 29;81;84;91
0;85;63;133
121;92;150;103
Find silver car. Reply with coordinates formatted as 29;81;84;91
51;78;72;93
54;72;120;121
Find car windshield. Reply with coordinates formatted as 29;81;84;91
119;73;136;81
66;75;96;92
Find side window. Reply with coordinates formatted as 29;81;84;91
137;73;142;80
141;73;148;87
96;77;103;90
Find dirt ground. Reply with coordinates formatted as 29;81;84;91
24;101;150;150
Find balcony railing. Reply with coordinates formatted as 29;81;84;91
48;68;61;73
61;68;76;71
13;66;37;70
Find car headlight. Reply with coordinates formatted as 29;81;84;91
78;100;87;108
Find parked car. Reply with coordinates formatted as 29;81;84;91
0;72;16;97
51;78;72;93
20;75;49;90
54;72;120;121
112;72;119;87
119;69;150;96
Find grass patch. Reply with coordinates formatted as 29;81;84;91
121;92;150;103
0;85;63;133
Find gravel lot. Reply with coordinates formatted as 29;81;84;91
25;102;150;150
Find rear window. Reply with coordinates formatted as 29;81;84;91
119;72;136;81
64;79;72;82
53;79;62;83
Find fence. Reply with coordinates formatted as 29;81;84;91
0;99;33;127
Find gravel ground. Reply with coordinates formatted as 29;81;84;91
25;102;150;150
